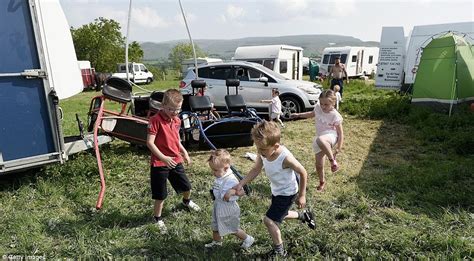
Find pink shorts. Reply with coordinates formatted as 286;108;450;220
312;131;338;154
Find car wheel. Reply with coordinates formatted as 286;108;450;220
146;78;152;84
280;96;301;120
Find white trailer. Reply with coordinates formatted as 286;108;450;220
320;46;379;78
0;0;110;174
233;45;303;80
376;22;474;89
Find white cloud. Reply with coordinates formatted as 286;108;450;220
174;12;197;26
132;7;169;28
220;4;246;23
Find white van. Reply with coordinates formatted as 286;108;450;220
112;62;154;84
233;45;303;80
320;46;379;78
376;22;474;89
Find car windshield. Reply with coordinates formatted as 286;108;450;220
251;63;288;80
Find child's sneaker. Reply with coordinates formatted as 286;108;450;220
155;220;167;234
204;240;223;248
264;248;287;258
302;210;316;230
184;200;201;211
241;235;255;249
330;159;340;173
316;181;326;192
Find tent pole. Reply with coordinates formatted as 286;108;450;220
448;39;458;117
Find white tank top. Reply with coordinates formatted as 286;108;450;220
261;146;298;196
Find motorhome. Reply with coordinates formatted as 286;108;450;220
0;0;110;174
376;22;474;89
181;57;223;74
233;45;303;80
320;46;379;78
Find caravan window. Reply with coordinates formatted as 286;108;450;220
263;60;275;70
351;55;357;63
279;61;288;74
247;59;263;65
328;54;348;64
368;56;374;64
323;55;330;64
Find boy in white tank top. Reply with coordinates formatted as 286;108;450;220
234;121;316;258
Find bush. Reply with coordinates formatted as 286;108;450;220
342;88;410;120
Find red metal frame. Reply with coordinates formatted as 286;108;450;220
90;95;149;209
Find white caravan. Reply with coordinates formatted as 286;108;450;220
233;45;303;80
376;22;474;89
181;57;223;74
320;46;379;78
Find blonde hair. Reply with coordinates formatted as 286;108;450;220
208;149;231;166
162;89;183;106
319;89;337;105
333;85;340;92
251;120;281;147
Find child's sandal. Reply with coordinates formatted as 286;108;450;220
330;159;340;173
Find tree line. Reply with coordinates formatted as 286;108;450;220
71;17;206;77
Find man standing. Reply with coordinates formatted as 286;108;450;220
328;57;349;99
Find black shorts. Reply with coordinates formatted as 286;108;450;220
266;194;297;223
150;163;192;200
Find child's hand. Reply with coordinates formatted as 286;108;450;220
235;188;246;196
232;183;243;192
183;152;191;165
162;156;177;168
296;195;306;209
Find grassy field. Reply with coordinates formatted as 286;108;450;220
0;79;472;259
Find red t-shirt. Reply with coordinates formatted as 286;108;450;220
147;111;182;167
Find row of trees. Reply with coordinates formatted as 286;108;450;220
71;17;206;77
71;17;143;72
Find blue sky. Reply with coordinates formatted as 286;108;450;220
60;0;473;43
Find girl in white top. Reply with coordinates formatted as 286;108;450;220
292;89;344;192
261;89;285;128
333;85;342;110
234;121;315;257
204;149;255;249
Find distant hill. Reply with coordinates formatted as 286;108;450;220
141;34;379;61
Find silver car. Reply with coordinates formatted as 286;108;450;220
180;61;322;119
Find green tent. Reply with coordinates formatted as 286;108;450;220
412;33;474;114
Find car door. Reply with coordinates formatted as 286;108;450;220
202;65;232;109
235;66;275;110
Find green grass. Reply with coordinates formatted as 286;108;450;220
0;79;473;258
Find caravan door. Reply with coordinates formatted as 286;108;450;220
0;0;64;173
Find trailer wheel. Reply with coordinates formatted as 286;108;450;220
280;96;301;120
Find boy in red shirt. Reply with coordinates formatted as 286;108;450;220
147;89;201;232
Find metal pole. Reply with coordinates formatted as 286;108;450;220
178;0;198;78
125;0;133;83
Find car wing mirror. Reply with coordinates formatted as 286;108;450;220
259;76;268;86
